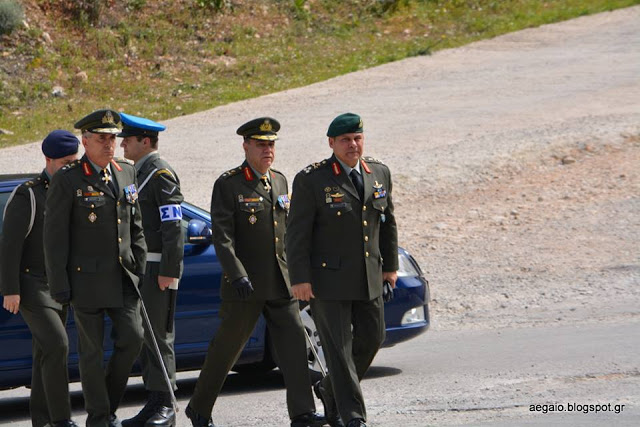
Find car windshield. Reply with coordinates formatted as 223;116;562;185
182;201;210;220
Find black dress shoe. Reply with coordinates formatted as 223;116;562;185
185;405;215;427
145;405;175;427
51;420;80;427
123;392;161;427
313;380;343;427
291;411;327;427
109;414;123;427
346;419;366;427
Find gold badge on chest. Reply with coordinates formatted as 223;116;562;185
249;214;257;225
88;212;97;223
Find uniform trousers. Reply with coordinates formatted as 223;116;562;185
20;304;70;427
139;261;177;392
310;296;385;423
189;298;315;419
73;280;143;427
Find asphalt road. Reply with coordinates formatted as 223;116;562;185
1;320;638;426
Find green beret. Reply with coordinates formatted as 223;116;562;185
327;113;363;137
237;117;280;141
74;109;121;134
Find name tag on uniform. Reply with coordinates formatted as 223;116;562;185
159;204;182;221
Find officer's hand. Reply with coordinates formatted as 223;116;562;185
52;290;71;304
383;271;398;288
2;294;20;314
382;280;394;303
292;282;315;301
231;277;254;300
158;275;177;291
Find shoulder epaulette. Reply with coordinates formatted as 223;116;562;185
24;176;47;188
362;156;384;165
114;157;134;166
270;167;285;177
59;160;81;173
303;159;329;175
221;166;243;179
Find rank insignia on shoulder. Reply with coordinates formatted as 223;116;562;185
362;156;384;164
124;184;138;204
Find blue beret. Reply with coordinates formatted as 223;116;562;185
327;113;363;137
117;112;166;138
41;130;80;159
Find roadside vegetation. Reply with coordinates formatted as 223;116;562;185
0;0;637;146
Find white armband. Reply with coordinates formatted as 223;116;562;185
159;204;182;221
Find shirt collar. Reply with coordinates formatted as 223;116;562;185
135;151;158;172
336;157;361;176
89;159;111;175
250;165;270;182
43;168;52;181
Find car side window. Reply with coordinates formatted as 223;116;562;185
181;214;191;243
0;191;11;235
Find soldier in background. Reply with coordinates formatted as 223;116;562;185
185;117;325;427
286;113;399;427
119;113;183;427
1;130;80;427
44;109;147;427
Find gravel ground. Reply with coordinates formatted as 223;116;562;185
1;5;639;335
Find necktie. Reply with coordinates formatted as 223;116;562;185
350;169;364;200
101;168;117;195
260;175;271;193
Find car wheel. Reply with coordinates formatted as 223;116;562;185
299;304;327;380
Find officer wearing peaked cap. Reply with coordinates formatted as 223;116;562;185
44;109;147;427
286;113;399;427
1;130;80;427
185;117;325;427
119;113;183;427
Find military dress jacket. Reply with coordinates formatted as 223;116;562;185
286;154;399;301
0;171;61;309
210;160;291;301
44;155;147;308
137;153;184;279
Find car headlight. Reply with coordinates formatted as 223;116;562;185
401;307;426;325
397;251;421;277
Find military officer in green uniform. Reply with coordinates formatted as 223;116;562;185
1;130;80;427
118;113;183;427
44;109;147;427
286;113;399;427
185;117;325;427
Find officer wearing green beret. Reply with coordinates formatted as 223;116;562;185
1;130;80;427
44;109;147;427
185;118;325;427
118;113;183;427
286;113;399;427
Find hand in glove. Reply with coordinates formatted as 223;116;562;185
231;277;254;300
382;280;394;303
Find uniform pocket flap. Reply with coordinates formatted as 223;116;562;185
311;254;341;270
372;199;388;212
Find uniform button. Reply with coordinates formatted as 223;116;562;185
363;220;368;226
363;206;367;211
275;237;279;243
251;208;255;213
117;201;121;206
118;237;122;243
322;262;327;267
25;268;30;273
100;192;104;196
273;206;276;211
274;221;278;226
364;236;369;242
91;204;95;208
337;211;342;216
117;219;121;224
365;252;369;257
77;267;81;272
119;256;123;262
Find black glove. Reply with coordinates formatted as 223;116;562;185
231;277;254;300
382;280;394;303
52;290;71;304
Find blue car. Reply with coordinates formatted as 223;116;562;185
0;174;430;389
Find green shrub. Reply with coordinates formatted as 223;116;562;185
0;0;24;35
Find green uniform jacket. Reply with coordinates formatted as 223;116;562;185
137;153;184;278
44;155;147;308
0;171;61;309
211;161;290;301
286;154;398;300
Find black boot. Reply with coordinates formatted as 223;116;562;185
144;392;176;427
122;392;161;427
